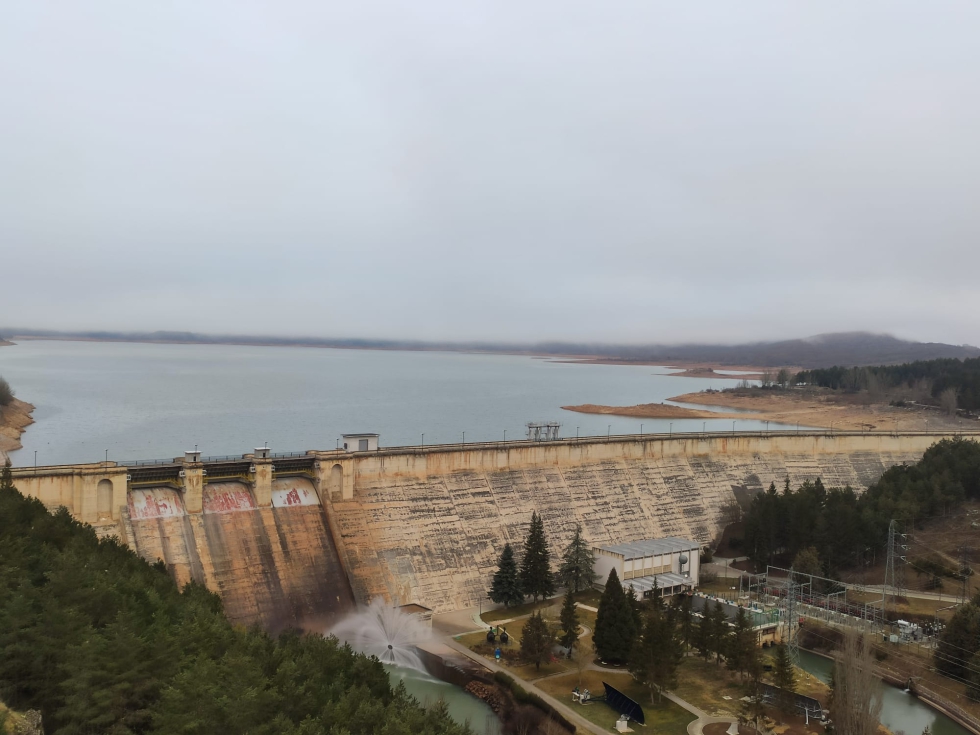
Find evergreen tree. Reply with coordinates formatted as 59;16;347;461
519;512;554;602
629;606;683;704
772;644;797;698
677;595;694;651
520;611;554;670
626;585;643;633
559;588;580;654
489;543;524;608
709;600;729;665
0;458;12;491
593;568;637;665
695;611;712;660
728;606;757;680
558;524;598;592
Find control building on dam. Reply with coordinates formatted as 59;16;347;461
11;430;977;630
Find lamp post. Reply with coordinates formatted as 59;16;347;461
576;427;579;438
640;423;643;435
462;431;465;445
503;430;507;441
421;433;424;448
34;450;37;475
669;422;672;436
607;424;611;439
732;421;736;435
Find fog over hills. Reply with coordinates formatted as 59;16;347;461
2;328;977;369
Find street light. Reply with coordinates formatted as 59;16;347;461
732;421;736;435
462;431;465;445
421;433;425;447
576;427;579;438
503;430;507;441
640;423;643;435
669;422;672;436
607;424;611;439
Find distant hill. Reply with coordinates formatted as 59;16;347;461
587;332;980;368
2;328;977;369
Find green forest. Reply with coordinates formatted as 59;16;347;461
741;438;980;574
795;357;980;411
0;466;470;735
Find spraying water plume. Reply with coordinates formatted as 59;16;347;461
330;598;431;670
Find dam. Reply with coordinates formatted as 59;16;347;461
11;430;977;628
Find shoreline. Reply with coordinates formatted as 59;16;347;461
561;402;743;420
0;398;35;457
2;336;788;374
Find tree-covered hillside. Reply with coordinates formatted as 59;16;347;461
0;469;469;735
796;357;980;411
741;438;980;572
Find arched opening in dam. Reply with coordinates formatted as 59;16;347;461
329;463;343;495
96;478;113;520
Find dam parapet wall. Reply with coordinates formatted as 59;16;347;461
12;431;979;620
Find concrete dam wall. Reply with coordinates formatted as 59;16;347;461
12;431;978;623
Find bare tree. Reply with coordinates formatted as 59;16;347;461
940;388;959;416
569;639;591;689
722;497;743;526
0;376;13;407
776;368;791;389
760;370;774;388
830;629;884;735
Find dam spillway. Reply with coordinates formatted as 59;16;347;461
11;431;979;626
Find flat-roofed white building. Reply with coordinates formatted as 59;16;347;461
343;433;379;452
594;537;700;597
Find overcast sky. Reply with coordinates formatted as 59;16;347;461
2;2;979;345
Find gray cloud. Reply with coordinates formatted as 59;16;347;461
2;1;979;344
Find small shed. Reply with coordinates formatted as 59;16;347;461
343;434;379;452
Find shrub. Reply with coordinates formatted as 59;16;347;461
0;376;12;407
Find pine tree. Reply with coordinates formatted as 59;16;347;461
558;524;598;593
520;611;554;670
489;543;524;608
593;568;637;665
519;512;554;602
710;600;729;665
677;595;694;651
772;644;796;694
728;606;756;680
0;459;12;491
559;588;580;654
629;606;683;704
695;611;712;660
625;585;643;633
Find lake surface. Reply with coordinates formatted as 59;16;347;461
0;340;794;467
798;649;969;735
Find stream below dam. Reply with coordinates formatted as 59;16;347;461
387;665;501;735
798;650;971;735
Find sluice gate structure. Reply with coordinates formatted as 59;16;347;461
12;431;978;628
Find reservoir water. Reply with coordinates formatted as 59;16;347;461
0;340;793;467
797;649;970;735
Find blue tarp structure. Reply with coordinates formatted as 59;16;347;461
601;682;645;725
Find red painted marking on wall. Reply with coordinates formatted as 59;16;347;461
203;483;256;513
271;478;320;508
129;488;184;519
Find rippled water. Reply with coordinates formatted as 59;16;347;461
798;649;969;735
0;339;795;466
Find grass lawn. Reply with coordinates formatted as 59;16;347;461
536;671;694;734
458;609;598;681
481;590;601;623
673;655;749;717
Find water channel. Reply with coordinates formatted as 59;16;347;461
797;649;970;735
388;665;501;735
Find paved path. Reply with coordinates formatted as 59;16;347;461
662;692;736;735
442;637;609;735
